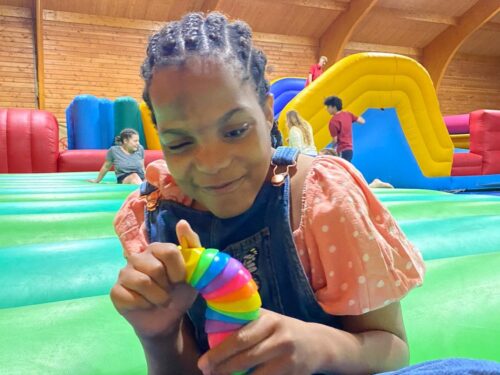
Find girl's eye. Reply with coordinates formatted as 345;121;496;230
225;123;249;139
166;141;193;151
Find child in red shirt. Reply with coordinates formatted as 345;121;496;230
325;96;365;162
305;56;328;86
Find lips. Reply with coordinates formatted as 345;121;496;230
199;176;244;195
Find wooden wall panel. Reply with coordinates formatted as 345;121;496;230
253;34;318;81
438;54;500;115
42;16;154;138
41;11;317;138
343;43;422;60
0;6;36;109
6;4;498;142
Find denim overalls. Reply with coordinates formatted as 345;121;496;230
141;147;340;368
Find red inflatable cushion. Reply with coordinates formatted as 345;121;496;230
0;108;59;173
470;110;500;175
451;152;483;176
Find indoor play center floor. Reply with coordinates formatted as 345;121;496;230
0;172;499;374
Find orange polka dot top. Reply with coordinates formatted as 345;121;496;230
114;156;425;316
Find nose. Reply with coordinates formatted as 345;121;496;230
194;143;231;175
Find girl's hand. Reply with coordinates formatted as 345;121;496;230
87;179;99;183
198;309;324;375
110;220;200;339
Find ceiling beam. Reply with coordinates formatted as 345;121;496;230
422;0;500;90
199;0;220;13
373;7;458;26
269;0;347;11
481;21;500;31
319;0;378;63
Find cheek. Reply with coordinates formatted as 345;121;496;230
164;154;191;183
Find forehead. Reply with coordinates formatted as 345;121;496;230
148;59;258;124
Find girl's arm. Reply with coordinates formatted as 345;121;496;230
111;221;203;374
88;160;113;183
140;318;202;375
197;304;408;375
314;301;409;374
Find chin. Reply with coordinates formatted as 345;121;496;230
209;199;253;219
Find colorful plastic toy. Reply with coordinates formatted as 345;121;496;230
179;244;262;349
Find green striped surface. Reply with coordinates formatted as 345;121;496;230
0;173;499;373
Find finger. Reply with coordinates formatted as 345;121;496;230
149;242;187;284
119;266;171;307
251;356;295;375
127;250;169;289
198;310;276;373
211;332;291;375
110;283;153;312
176;219;201;248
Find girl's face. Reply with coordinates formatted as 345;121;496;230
148;59;274;218
123;134;140;152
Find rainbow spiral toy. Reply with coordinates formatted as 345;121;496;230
180;245;262;349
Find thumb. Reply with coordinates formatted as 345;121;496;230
176;220;202;249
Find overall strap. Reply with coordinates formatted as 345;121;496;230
270;147;300;186
272;146;300;166
139;181;161;212
139;181;157;195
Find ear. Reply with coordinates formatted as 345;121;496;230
263;94;274;130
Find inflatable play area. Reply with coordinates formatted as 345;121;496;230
2;84;500;373
277;53;500;191
1;172;499;373
1;0;500;372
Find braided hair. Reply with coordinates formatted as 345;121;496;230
141;12;270;125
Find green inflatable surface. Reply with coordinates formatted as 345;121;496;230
0;173;499;373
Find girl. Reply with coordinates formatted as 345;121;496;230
89;128;145;184
286;110;318;156
111;12;425;375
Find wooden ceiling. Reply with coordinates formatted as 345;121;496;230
1;0;499;58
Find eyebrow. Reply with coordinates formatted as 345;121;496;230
159;107;246;136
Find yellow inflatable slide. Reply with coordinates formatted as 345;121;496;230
277;53;454;177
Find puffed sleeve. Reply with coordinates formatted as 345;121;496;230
300;156;425;315
113;159;192;257
113;190;149;257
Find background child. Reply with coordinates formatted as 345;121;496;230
286;109;318;156
89;128;145;184
325;96;365;162
305;55;328;87
111;12;425;375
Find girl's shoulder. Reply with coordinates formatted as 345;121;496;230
114;159;192;256
296;155;425;315
302;154;366;196
143;159;193;205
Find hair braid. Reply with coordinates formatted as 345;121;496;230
141;12;270;125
